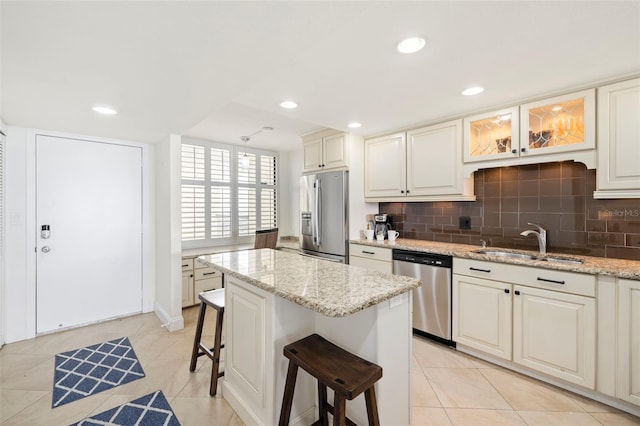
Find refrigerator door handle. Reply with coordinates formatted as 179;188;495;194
314;178;321;246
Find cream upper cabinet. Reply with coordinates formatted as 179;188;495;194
364;132;406;198
453;274;512;360
365;121;474;201
520;89;595;157
617;279;640;406
464;107;520;163
463;89;596;175
302;130;348;173
513;285;596;389
595;78;640;199
408;120;473;197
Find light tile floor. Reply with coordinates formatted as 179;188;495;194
1;308;638;425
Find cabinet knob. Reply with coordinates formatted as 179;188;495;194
511;149;517;154
504;289;510;294
521;147;527;153
514;290;521;295
318;164;322;168
400;190;405;194
406;190;410;194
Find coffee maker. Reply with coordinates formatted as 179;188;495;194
373;214;393;239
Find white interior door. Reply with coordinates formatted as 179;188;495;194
36;135;142;333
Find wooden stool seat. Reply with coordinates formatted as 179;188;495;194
189;288;225;396
279;333;382;426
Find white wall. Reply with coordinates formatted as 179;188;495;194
347;134;378;239
3;126;156;343
0;119;6;346
154;134;183;331
280;149;303;237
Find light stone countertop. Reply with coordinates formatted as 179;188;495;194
351;238;640;281
197;248;420;317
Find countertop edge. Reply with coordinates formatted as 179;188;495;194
350;239;640;281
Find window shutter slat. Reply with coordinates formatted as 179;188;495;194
181;184;205;240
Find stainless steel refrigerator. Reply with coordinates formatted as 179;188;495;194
300;170;349;263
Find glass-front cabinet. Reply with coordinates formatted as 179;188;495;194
520;88;595;156
464;107;519;163
463;89;595;165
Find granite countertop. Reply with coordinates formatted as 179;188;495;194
351;239;640;281
197;248;420;317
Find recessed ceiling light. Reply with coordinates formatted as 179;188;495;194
397;37;426;54
462;87;484;96
347;122;362;129
279;100;298;109
92;105;117;115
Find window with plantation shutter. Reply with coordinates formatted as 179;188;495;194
181;138;278;248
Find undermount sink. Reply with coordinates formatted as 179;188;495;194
474;250;537;260
539;256;584;265
474;250;584;265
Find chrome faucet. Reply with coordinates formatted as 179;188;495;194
520;223;547;255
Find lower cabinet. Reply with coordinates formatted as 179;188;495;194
617;279;640;405
453;258;596;389
349;243;392;273
453;274;512;360
513;285;595;388
181;255;224;307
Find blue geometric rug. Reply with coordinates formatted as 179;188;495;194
70;390;180;426
53;337;145;408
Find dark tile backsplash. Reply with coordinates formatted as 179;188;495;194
380;162;640;260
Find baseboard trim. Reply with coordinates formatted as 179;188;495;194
153;303;183;332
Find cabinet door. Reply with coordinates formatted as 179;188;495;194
520;89;595;157
453;274;512;360
181;272;193;307
226;277;268;412
513;285;595;389
617;279;640;406
322;133;348;170
364;133;406;198
596;78;640;197
302;137;323;173
464;107;519;163
408;120;463;196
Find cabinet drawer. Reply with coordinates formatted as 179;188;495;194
454;258;595;297
195;277;223;295
182;258;193;272
195;267;221;281
349;243;392;262
349;256;392;274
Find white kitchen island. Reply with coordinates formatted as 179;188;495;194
197;249;420;426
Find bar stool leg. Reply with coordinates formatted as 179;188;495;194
278;361;299;426
364;386;380;426
332;395;346;426
209;308;225;396
317;382;328;426
189;301;207;372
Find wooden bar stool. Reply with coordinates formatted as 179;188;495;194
189;288;225;396
279;333;382;426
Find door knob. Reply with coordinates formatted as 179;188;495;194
41;246;51;253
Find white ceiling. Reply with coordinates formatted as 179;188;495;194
2;1;639;152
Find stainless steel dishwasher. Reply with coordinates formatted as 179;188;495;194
392;249;454;346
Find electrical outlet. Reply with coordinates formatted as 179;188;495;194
459;216;471;230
